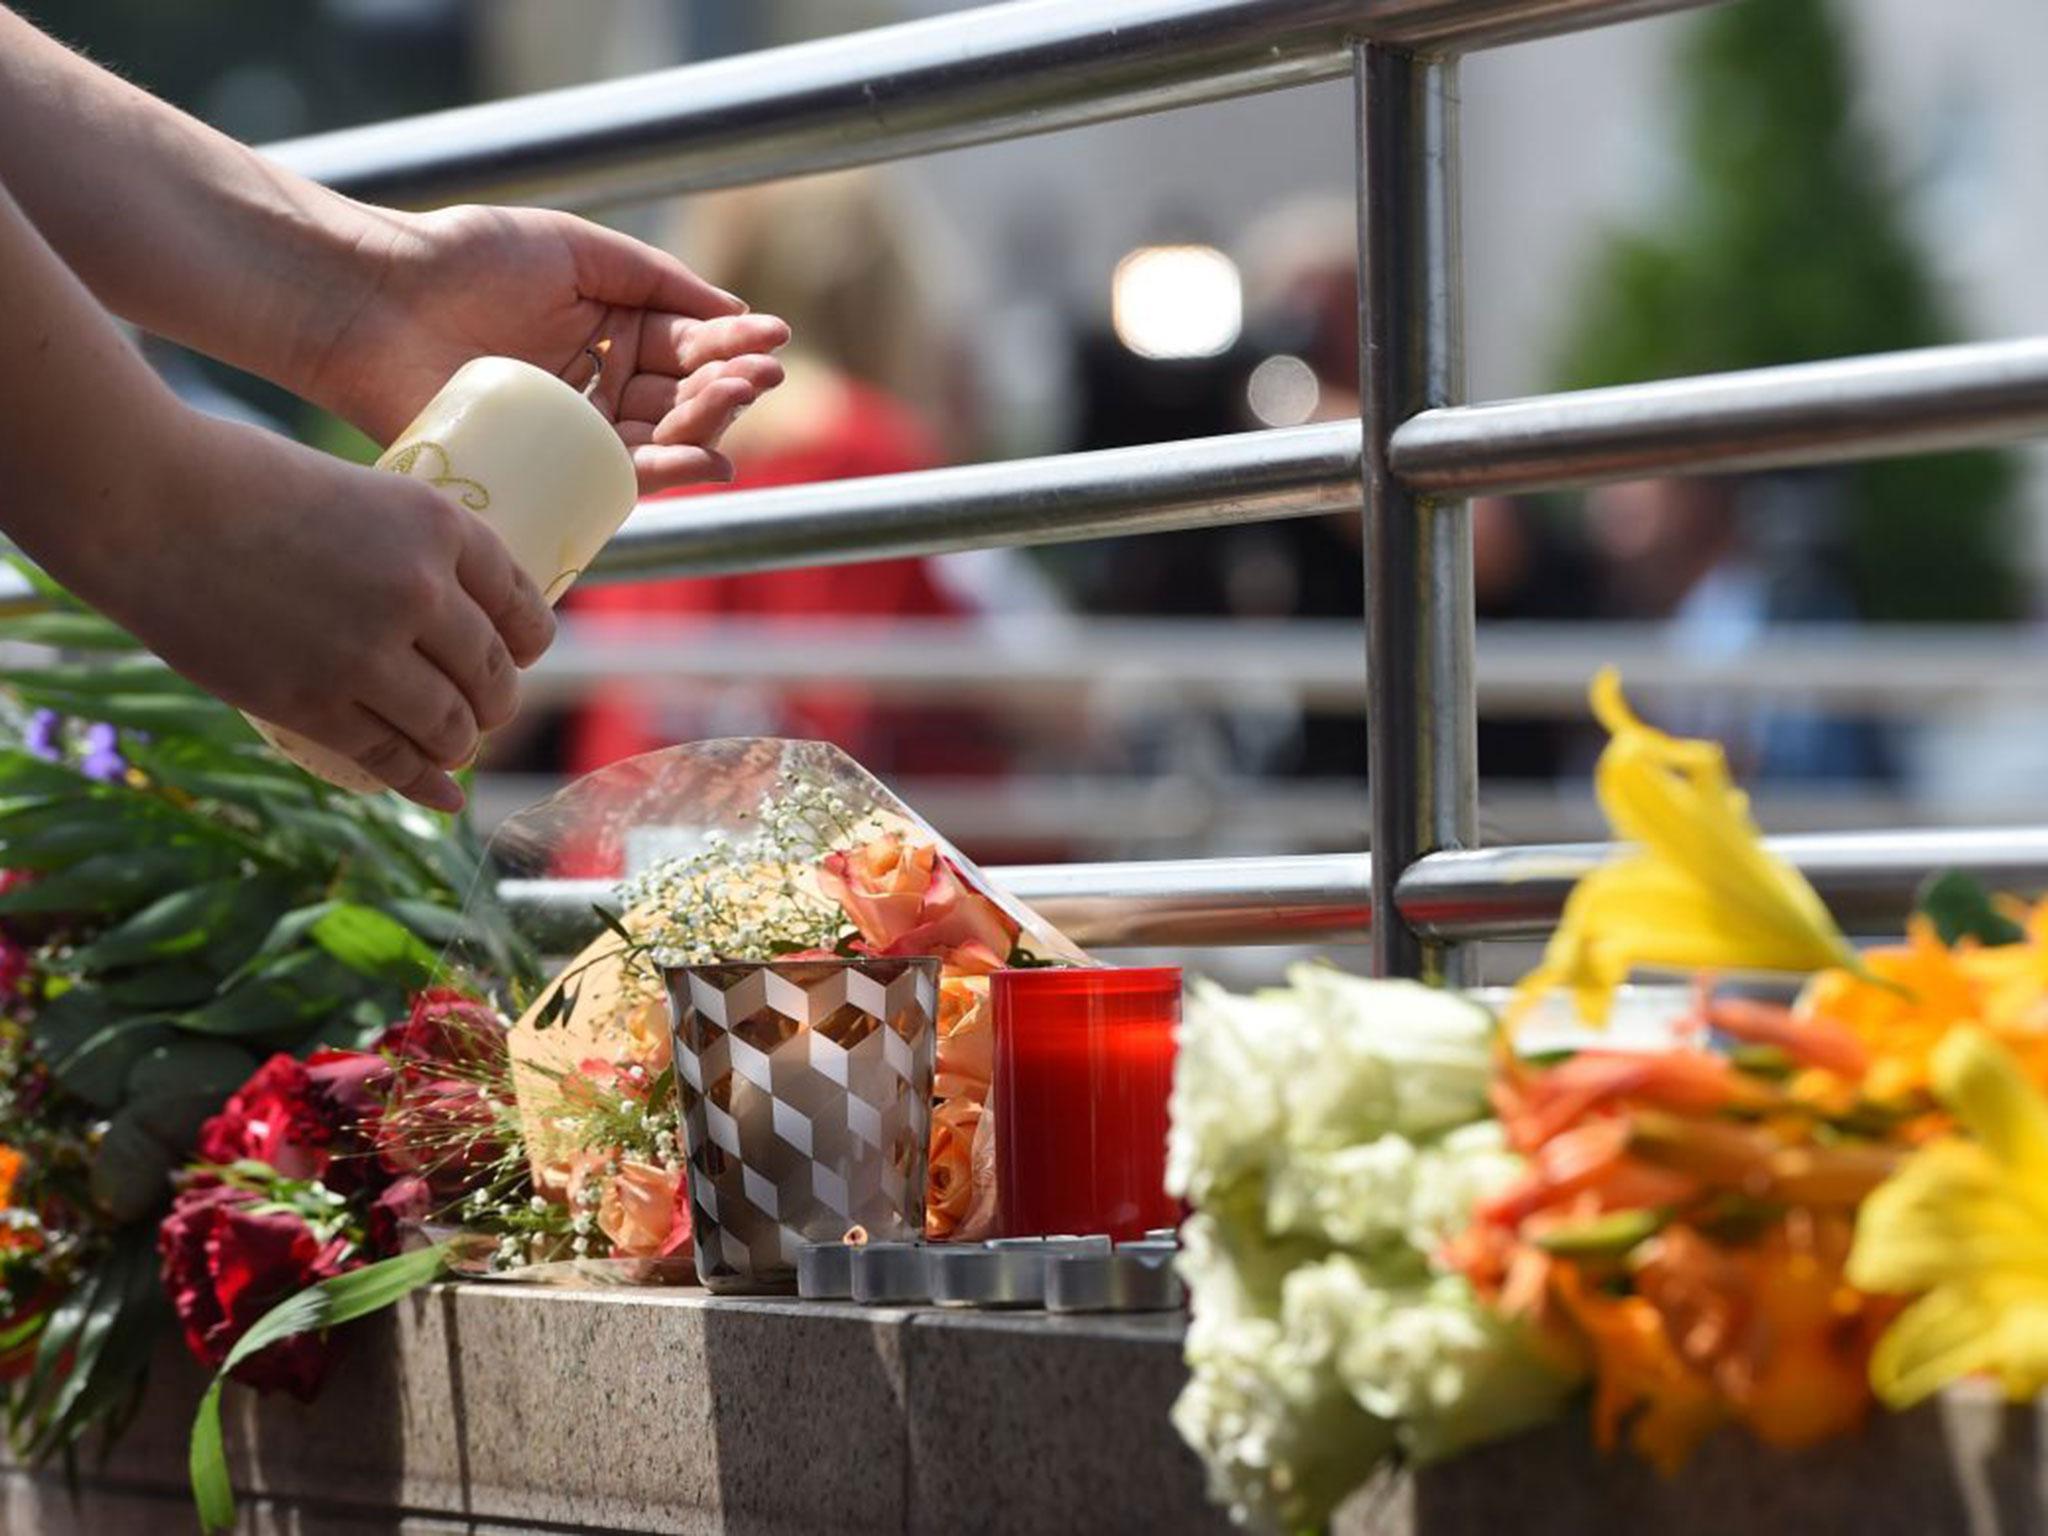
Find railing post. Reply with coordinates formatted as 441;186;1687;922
1355;41;1475;981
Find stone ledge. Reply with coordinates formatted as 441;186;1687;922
7;1282;2045;1535
7;1283;1228;1536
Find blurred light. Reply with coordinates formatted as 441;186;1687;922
1245;354;1321;427
1111;245;1243;360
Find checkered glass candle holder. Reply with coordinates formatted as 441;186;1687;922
665;956;939;1293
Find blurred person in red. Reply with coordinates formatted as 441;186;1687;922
566;170;1032;783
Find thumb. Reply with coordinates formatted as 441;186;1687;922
559;213;744;318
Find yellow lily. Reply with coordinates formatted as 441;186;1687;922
1848;1027;2048;1407
1513;670;1857;1026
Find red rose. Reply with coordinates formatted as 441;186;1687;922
195;1056;330;1181
158;1183;356;1400
376;989;509;1074
368;991;509;1203
365;1174;435;1258
303;1049;398;1197
305;1048;394;1121
374;1076;502;1204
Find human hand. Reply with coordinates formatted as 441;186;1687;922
307;204;788;492
76;408;554;812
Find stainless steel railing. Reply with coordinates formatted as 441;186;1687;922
266;0;1710;209
256;0;2048;969
500;828;2048;951
519;618;2048;713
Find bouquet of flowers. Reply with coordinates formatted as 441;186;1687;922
142;738;1086;1528
1172;670;2048;1533
0;564;528;1462
489;739;1085;1247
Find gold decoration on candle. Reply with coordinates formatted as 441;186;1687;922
384;440;491;511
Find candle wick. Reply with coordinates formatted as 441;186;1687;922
580;340;612;401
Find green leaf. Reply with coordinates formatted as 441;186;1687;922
101;965;225;1011
18;1244;109;1426
379;897;526;981
27;986;116;1065
6;684;251;741
22;1226;160;1459
123;736;319;805
0;750;90;796
190;1245;447;1532
1917;870;2025;948
592;904;636;949
68;879;250;969
178;950;359;1041
124;1039;256;1147
0;656;185;696
50;1018;179;1109
0;848;205;916
1532;1208;1666;1259
306;903;439;988
0;609;137;651
0;809;173;872
90;1105;177;1221
1;551;79;606
224;901;341;987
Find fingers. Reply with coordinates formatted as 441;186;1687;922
339;706;466;814
453;515;555;666
638;312;791;375
369;645;482;768
417;594;520;735
626;356;784;442
622;437;736;496
559;214;746;319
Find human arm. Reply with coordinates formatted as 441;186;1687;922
0;7;787;490
0;175;548;812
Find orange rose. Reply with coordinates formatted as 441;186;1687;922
962;1104;997;1240
819;836;939;949
597;1159;689;1259
925;1097;998;1242
818;834;1019;970
624;994;673;1074
926;1098;985;1241
564;1155;690;1259
936;976;993;1103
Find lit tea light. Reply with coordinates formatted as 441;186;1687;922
250;349;639;792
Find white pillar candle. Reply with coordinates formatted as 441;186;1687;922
250;356;640;793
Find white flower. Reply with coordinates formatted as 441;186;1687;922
1169;970;1572;1529
1175;1305;1395;1535
1263;1135;1418;1252
1281;966;1495;1144
1406;1120;1523;1254
1168;981;1316;1206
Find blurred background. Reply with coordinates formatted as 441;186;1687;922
22;0;2048;920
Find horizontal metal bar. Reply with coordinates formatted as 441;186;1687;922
500;854;1373;950
263;0;1712;208
1399;828;2048;941
1390;337;2048;494
507;830;2048;950
524;617;2048;715
587;423;1358;582
990;853;1372;945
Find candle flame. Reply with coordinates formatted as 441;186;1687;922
580;339;612;400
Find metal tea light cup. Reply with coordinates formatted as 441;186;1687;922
666;956;939;1293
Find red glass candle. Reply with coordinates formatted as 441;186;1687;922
992;966;1182;1242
